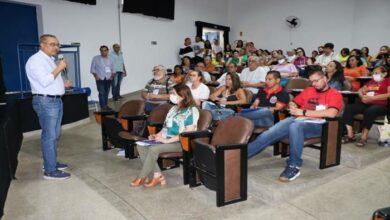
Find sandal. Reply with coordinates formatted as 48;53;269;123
355;139;367;147
342;136;356;144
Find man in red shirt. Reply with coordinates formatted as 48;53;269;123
247;69;343;182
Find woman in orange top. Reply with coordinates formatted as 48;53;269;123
204;56;218;74
170;65;185;84
344;55;369;91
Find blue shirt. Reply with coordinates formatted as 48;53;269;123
109;52;125;72
90;55;114;80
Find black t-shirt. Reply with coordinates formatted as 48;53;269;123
255;87;289;107
179;46;193;56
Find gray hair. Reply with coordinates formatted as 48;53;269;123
39;34;57;43
154;65;167;74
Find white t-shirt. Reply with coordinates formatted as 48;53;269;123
202;71;212;83
217;72;241;88
240;66;269;94
193;41;205;58
212;45;223;54
186;82;210;101
315;52;339;66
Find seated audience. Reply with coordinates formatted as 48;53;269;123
344;55;369;91
361;47;374;67
234;40;244;51
212;52;225;67
326;60;348;90
193;36;205;64
202;73;247;120
181;56;193;74
342;66;389;147
240;56;268;94
204;40;212;57
293;47;308;67
179;37;194;60
170;65;185;85
239;70;289;128
307;50;319;65
315;43;339;67
373;46;389;68
217;63;239;88
293;47;309;77
267;50;280;66
286;49;296;63
224;43;233;58
339;48;350;66
141;65;173;112
131;84;199;187
186;70;210;106
247;69;343;182
212;39;223;56
239;48;249;65
350;49;368;66
204;56;218;75
226;50;242;66
272;55;298;86
194;62;212;83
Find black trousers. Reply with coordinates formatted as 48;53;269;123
343;102;387;130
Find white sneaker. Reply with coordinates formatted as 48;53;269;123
116;149;125;157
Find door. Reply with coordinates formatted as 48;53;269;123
0;2;39;92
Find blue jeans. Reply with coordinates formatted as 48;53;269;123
32;96;63;173
202;101;235;121
96;79;111;108
111;72;123;99
247;117;323;167
238;107;274;128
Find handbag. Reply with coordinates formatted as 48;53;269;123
378;116;390;143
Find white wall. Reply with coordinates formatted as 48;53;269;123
10;0;228;100
227;0;389;56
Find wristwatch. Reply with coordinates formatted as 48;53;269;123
303;110;307;116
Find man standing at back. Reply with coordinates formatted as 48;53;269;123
25;34;72;180
91;45;115;110
110;44;126;101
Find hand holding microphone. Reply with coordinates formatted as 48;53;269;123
57;54;67;72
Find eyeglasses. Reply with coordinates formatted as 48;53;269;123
44;42;60;47
152;69;161;72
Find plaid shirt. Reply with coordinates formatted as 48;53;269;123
143;76;174;104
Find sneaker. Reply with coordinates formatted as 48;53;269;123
42;163;68;171
279;165;300;182
43;170;71;180
56;163;68;171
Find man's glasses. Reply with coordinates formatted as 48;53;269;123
44;42;60;47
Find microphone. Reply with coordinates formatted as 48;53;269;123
58;54;68;80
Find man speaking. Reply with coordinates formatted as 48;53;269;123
25;34;72;180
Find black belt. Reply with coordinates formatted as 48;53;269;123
33;94;62;98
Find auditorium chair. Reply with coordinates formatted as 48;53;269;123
190;116;254;206
94;100;145;158
158;109;212;184
119;103;172;162
278;116;343;169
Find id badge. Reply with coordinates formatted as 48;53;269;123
105;66;111;73
152;89;159;95
316;104;326;111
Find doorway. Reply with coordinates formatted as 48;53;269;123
195;21;230;50
0;1;39;92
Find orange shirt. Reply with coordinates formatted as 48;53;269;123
343;65;369;91
170;74;185;84
205;63;216;73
